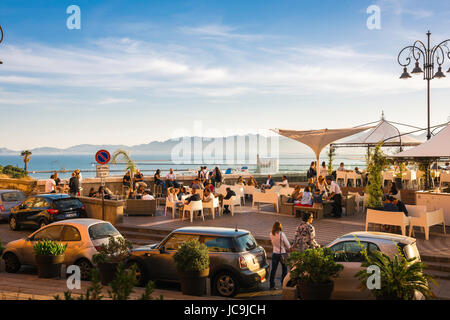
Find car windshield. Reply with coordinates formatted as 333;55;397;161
53;198;83;210
234;233;257;252
1;192;25;202
88;222;120;240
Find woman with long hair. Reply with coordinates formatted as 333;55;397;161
269;221;291;290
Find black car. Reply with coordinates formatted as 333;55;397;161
9;194;87;231
126;227;269;297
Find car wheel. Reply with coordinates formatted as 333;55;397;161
75;258;93;281
9;217;20;231
214;272;240;297
3;253;21;273
125;261;147;287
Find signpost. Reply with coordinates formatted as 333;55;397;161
95;150;111;221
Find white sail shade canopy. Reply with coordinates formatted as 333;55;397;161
392;124;450;158
273;126;373;178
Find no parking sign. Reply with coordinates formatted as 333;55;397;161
95;149;111;165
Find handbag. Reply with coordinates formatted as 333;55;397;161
279;232;289;264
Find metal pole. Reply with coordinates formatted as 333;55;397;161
101;177;105;221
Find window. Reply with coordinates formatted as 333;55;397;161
1;192;25;202
54;199;83;210
330;241;368;262
88;223;120;240
61;226;82;241
163;234;200;251
234;234;257;252
33;198;50;208
32;225;64;241
202;236;234;253
21;198;36;209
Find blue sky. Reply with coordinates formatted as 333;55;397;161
1;0;450;149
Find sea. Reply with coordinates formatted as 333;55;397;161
0;154;367;180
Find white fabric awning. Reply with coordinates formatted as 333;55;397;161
392;124;450;158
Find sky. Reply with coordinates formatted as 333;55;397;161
1;0;450;150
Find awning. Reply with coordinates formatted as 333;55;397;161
391;123;450;159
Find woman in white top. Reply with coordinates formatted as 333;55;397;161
202;188;214;203
299;186;313;206
269;221;291;290
168;187;183;208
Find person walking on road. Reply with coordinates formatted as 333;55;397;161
292;212;320;252
269;221;291;290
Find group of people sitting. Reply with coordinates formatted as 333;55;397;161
286;175;343;218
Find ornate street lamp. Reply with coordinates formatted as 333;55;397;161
0;24;3;64
397;31;450;140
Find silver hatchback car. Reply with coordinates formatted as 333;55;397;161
0;189;26;221
283;231;422;299
2;218;123;280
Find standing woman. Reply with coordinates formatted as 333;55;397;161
269;221;291;290
292;212;320;252
212;167;222;188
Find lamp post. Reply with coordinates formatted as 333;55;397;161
0;24;3;64
398;31;450;190
397;31;450;141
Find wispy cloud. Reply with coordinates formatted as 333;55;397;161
179;24;263;41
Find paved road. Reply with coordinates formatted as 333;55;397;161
0;221;33;244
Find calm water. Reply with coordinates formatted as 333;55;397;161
0;154;367;180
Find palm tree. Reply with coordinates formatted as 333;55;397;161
20;150;32;172
111;149;137;192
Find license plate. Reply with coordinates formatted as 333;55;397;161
65;213;77;218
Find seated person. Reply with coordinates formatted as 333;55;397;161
123;171;131;189
382;196;400;212
307;177;317;193
236;176;245;185
204;180;214;193
288;185;302;203
337;162;346;171
247;176;257;187
190;178;204;190
389;196;408;216
88;187;97;198
223;187;236;214
98;186;112;200
261;174;275;190
133;170;144;188
185;188;201;204
202;188;214;203
142;190;155;200
280;175;289;187
388;181;398;196
295;186;313;207
165;168;180;188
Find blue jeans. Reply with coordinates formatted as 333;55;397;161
270;253;287;289
156;180;166;192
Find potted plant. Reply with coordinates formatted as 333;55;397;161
355;241;436;300
92;236;132;285
365;142;388;211
33;239;67;278
173;240;210;296
288;247;343;300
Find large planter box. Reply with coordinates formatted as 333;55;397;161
280;195;294;215
78;197;124;225
125;199;156;216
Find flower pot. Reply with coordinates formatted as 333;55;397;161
97;262;119;285
178;268;210;296
35;254;65;278
297;280;334;300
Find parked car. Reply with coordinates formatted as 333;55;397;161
0;189;26;221
127;226;269;297
283;231;422;299
2;218;123;280
8;194;87;231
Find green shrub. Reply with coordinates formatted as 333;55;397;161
288;247;343;285
173;240;210;272
1;165;28;179
365;142;388;208
355;239;436;300
33;239;67;256
92;236;132;264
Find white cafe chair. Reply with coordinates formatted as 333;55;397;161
182;200;204;223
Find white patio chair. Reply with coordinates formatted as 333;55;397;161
346;171;357;187
202;197;221;219
348;192;363;213
336;171;347;187
402;170;417;189
182;200;204;223
407;206;446;240
231;185;245;205
165;198;177;219
365;209;411;236
222;196;239;216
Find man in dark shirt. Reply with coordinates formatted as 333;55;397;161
69;172;80;197
382;197;400;212
123;171;131;188
185;188;201;204
390;196;408;216
223;187;236;214
133;169;144;188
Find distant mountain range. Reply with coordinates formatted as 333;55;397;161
0;132;426;157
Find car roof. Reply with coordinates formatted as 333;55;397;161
33;194;71;200
173;226;250;237
51;218;109;227
333;231;416;245
0;189;25;194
